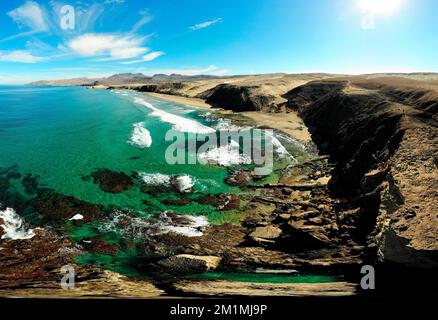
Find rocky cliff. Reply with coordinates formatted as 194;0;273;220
198;84;278;111
284;78;438;268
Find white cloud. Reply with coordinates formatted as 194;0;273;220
120;51;165;64
8;1;48;31
0;1;49;43
131;14;154;33
0;50;46;63
98;47;149;61
142;51;165;61
68;33;149;61
190;18;223;31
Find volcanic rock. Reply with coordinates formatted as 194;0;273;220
22;173;40;195
80;238;119;255
199;84;276;112
0;177;10;193
30;190;103;226
250;226;282;240
88;169;135;193
0;218;4;238
152;254;222;275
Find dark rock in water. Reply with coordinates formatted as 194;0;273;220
0;228;78;287
162;198;192;206
6;171;21;180
88;169;135;193
150;254;221;275
224;168;251;187
30;190;103;226
195;194;240;211
80;238;119;255
0;164;17;176
0;177;11;193
22;173;40;195
80;175;93;182
0;218;4;238
163;193;242;210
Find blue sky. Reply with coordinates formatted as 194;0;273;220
0;0;437;84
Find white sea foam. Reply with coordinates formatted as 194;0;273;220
138;172;171;186
160;215;209;237
99;211;209;238
174;175;194;193
212;121;293;162
0;206;35;240
138;172;195;193
198;140;252;167
271;135;291;158
133;97;215;134
261;129;297;160
129;122;152;148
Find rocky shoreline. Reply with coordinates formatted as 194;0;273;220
1;75;437;298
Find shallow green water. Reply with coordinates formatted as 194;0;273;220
188;272;341;283
0;86;238;214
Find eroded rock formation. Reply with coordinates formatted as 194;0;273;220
284;78;438;268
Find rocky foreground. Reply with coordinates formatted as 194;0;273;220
1;73;437;297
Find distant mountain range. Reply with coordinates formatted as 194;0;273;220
28;72;438;87
28;73;223;86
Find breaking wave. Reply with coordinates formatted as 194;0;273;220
137;172;195;193
198;141;252;167
99;211;209;238
0;206;35;240
128;122;152;148
133;97;215;134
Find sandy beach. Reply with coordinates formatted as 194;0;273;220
146;92;312;144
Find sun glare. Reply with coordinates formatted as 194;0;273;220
357;0;403;15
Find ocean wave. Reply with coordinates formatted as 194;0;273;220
133;97;215;134
138;172;195;193
173;175;195;193
198;141;252;166
212;121;294;162
138;172;171;187
0;206;35;240
99;211;209;238
255;129;298;161
128;122;152;148
160;214;209;237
